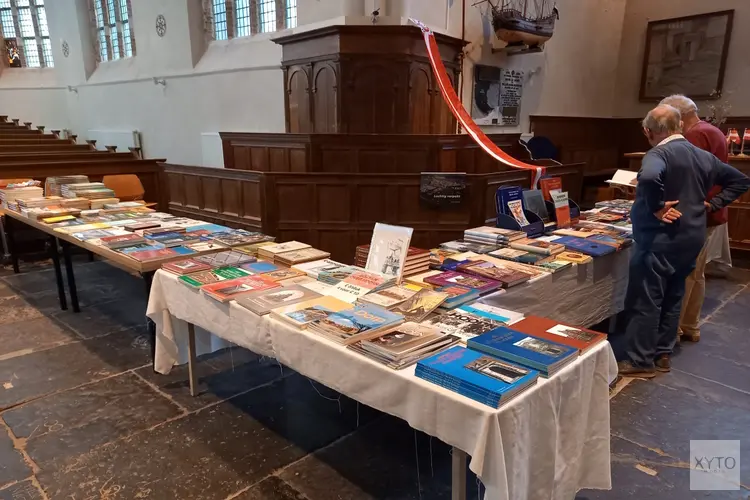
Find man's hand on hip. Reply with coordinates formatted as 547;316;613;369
655;200;682;223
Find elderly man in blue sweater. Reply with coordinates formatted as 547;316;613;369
615;104;750;378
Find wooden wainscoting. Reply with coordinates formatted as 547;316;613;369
219;132;532;173
161;162;585;262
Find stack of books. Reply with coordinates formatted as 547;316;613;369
162;259;213;276
99;233;147;249
292;259;348;279
467;327;577;378
0;186;44;209
509;238;565;256
179;266;250;289
423;271;503;295
61;183;116;200
348;323;461;369
271;296;351;329
355;245;430;277
307;302;404;345
463;226;526;246
200;274;279;302
390;289;449;322
456;260;532;288
236;284;322;315
59;197;92;210
235;241;277;257
439;240;500;255
329;270;388;303
422;309;506;343
415;346;539;408
45;175;89;197
194;250;255;268
89;198;121;210
317;265;359;286
16;196;62;210
258;241;311;263
510;315;607;355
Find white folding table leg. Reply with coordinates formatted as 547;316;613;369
452;447;467;500
187;322;198;397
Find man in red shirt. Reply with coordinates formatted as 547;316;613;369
660;95;729;346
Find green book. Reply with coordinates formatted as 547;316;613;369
178;266;249;288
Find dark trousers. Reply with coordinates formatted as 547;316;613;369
613;246;700;367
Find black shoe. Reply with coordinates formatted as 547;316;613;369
655;354;671;373
617;360;656;379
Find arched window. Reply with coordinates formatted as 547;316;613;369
207;0;296;41
90;0;135;62
1;0;53;68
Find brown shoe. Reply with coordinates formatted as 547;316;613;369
617;361;656;379
680;332;700;343
655;354;671;373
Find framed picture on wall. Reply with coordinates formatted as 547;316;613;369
639;10;734;101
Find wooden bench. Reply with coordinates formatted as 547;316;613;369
0;151;133;163
0;144;94;153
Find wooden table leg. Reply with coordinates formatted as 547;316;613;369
4;215;19;273
60;240;80;313
187;322;198;397
142;271;157;363
48;237;67;311
452;447;467;500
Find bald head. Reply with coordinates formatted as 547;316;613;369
642;104;683;146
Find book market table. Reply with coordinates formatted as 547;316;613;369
147;268;620;500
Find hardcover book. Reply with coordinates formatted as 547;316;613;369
457;303;524;324
210;231;274;247
488;248;552;265
510;316;606;354
275;248;331;265
554;251;593;264
194;251;255;268
100;233;146;249
271;296;352;329
262;267;308;283
309;302;404;345
523;189;550;222
467;327;577;377
456;261;531;288
235;285;323;315
498;186;530;227
415;347;539;408
359;322;444;357
258;241;311;258
509;238;565;256
240;261;279;274
185;241;224;253
537;260;572;273
292;259;348;279
365;223;414;282
359;285;418;308
539;177;562;201
234;241;277;256
422;310;504;342
552;236;616;257
127;248;179;262
390;289;448;323
435;285;480;310
201;275;279;302
423;271;503;294
178;267;250;288
162;259;213;275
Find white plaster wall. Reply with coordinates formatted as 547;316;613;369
614;0;749;118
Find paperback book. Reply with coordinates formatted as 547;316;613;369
359;285;418;308
309;302;404;345
415;347;539;408
509;238;565;256
162;259;213;275
352;322;460;369
201;275;279;302
539;177;562;202
498;186;530;227
235;285;323;315
292;259;348;279
439;240;499;255
510;316;606;354
467;327;577;377
194;251;256;268
552;236;617;257
456;261;531;288
423;271;503;295
271;296;351;329
178;267;250;289
275;248;331;266
365;223;414;282
240;261;279;274
330;270;387;303
404;270;444;289
128;248;179;262
554;251;593;264
390;289;448;323
422;310;504;342
435;285;480;310
457;303;524;324
262;267;308;283
258;241;311;261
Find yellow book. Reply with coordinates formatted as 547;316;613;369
43;215;76;224
54;222;111;234
555;251;593;264
270;296;350;329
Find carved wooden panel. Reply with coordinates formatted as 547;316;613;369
312;63;338;133
409;66;432;134
287;66;311;134
345;63;405;134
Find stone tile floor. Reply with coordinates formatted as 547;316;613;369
0;256;748;499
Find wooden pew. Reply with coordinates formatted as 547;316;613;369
0;155;141;169
0;144;94;153
0;138;74;145
0;129;45;136
0;151;131;163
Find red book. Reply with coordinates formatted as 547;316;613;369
539;177;562;202
511;316;607;354
99;233;145;249
201;275;279;302
423;271;503;294
162;259;212;275
128;248;178;262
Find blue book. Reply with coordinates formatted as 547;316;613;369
457;303;522;324
552;236;616;257
120;243;166;254
436;285;480;310
241;261;279;274
172;246;196;255
186;223;230;234
467;327;577;377
498;186;530;227
440;258;473;271
311;303;403;343
416;346;538;408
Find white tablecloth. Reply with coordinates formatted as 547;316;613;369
147;270;618;500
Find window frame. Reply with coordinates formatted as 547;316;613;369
207;0;296;41
90;0;135;63
0;0;53;68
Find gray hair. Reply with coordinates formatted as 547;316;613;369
642;105;682;135
659;94;698;117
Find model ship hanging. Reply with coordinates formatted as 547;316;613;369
479;0;559;49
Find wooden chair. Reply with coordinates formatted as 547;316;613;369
102;174;157;207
